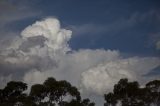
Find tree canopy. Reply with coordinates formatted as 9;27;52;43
104;78;160;106
0;77;94;106
0;77;159;106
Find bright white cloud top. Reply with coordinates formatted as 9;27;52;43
0;18;160;96
21;18;72;55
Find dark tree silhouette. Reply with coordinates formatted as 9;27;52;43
30;84;47;105
146;80;160;106
104;78;160;106
3;77;160;106
65;98;95;106
42;77;81;105
0;81;27;106
29;77;94;106
0;77;95;106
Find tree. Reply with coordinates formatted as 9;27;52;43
30;84;47;105
0;77;94;106
29;77;92;106
43;77;81;105
146;80;160;106
104;78;148;106
66;98;95;106
0;81;27;106
104;92;117;106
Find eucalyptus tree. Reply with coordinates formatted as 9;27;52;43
104;78;155;106
0;81;27;106
146;80;160;106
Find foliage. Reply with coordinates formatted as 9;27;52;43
0;77;94;106
104;78;160;106
0;77;159;106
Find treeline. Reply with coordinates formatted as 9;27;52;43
0;77;95;106
0;77;160;106
104;78;160;106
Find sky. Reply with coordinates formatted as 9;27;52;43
0;0;160;105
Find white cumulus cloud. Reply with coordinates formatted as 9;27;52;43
21;18;72;56
0;18;159;98
80;57;160;95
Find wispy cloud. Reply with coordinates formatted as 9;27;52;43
0;0;41;28
0;0;42;53
70;10;160;52
69;12;142;37
156;41;160;50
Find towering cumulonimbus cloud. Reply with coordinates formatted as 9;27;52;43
0;18;72;88
21;18;72;56
0;17;160;97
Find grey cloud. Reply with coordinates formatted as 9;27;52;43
148;32;160;50
0;18;159;98
156;41;160;50
0;0;41;28
19;36;47;52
